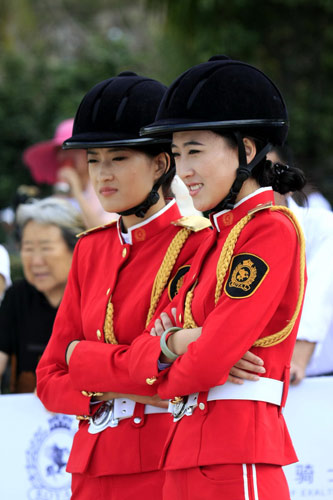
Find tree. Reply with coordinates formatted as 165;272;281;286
0;0;135;210
146;0;333;200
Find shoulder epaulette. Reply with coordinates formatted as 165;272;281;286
172;215;212;232
76;220;117;238
247;201;273;216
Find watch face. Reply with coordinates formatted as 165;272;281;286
92;402;113;426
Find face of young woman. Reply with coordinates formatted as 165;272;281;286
171;130;239;212
20;221;73;302
87;148;162;215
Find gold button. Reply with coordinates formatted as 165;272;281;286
178;314;182;323
146;377;157;385
96;329;102;340
199;402;205;410
81;390;90;397
106;288;111;295
122;248;127;258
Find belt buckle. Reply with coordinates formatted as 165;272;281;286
88;400;117;434
170;396;189;422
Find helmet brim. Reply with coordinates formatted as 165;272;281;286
63;136;170;150
140;118;288;137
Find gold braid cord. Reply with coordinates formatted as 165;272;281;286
183;214;253;328
214;214;254;306
103;227;191;343
183;282;199;328
253;206;306;347
104;299;118;344
145;228;191;326
182;206;306;348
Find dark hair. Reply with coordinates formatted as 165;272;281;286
213;131;306;195
133;143;175;198
264;144;306;196
252;160;306;194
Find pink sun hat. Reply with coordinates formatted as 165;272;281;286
22;118;74;184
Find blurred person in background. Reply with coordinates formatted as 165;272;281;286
0;244;11;303
278;145;332;211
269;146;333;382
302;182;331;211
0;197;84;393
23;118;118;228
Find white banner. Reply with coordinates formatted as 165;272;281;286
0;394;77;500
283;376;333;499
0;377;332;499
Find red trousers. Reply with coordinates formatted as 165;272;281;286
71;469;165;500
163;464;290;500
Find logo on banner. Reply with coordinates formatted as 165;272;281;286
26;414;76;500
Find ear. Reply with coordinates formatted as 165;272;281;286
243;137;257;163
153;152;170;180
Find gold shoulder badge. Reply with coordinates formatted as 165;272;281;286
76;220;117;238
224;253;269;299
168;265;191;300
172;215;212;232
247;201;273;216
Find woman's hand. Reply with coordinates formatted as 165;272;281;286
57;167;83;199
167;328;202;356
0;351;9;377
150;309;177;336
227;351;266;384
150;309;203;362
289;340;315;385
158;327;202;363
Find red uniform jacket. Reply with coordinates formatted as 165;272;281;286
128;188;306;470
36;199;210;476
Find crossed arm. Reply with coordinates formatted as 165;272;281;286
66;308;265;407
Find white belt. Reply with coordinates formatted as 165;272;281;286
88;398;169;434
168;377;284;422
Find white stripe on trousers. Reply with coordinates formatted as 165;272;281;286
242;464;260;500
252;464;259;500
242;464;250;500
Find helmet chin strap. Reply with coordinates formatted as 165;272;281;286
211;132;272;213
118;165;175;219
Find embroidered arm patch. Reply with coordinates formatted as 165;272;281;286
224;253;269;299
168;265;190;300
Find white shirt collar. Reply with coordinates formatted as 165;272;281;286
212;187;273;231
118;198;176;245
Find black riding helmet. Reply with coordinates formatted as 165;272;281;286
63;72;173;218
141;56;289;211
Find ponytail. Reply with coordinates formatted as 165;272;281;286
252;160;306;194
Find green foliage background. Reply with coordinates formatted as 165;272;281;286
0;0;332;217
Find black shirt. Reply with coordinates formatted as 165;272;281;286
0;279;58;392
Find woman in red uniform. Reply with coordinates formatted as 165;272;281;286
127;56;307;499
36;72;214;500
